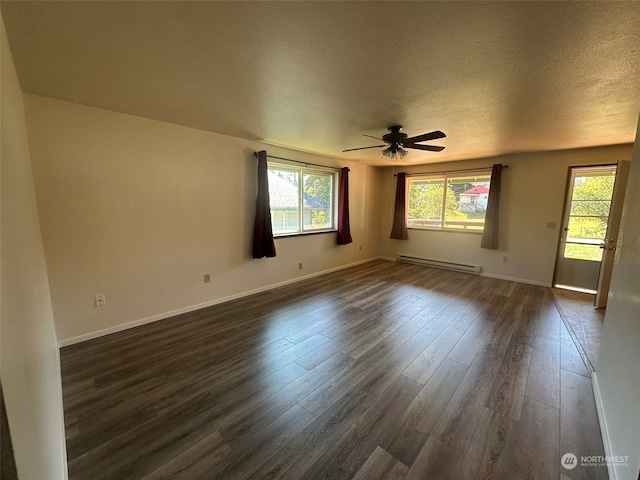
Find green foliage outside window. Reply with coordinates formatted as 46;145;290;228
304;174;332;227
567;175;614;241
408;183;460;220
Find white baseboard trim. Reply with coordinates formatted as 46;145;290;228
54;343;70;479
58;257;383;348
479;273;552;287
592;372;617;480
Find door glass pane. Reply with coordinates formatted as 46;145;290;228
564;244;603;262
571;173;615;200
570;200;611;216
566;216;608;240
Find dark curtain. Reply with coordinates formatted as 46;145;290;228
1;384;18;480
252;150;276;258
481;163;503;249
390;172;409;240
337;167;353;245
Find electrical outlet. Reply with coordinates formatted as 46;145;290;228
95;293;106;307
204;273;211;283
298;263;303;270
547;221;557;229
359;245;362;251
502;256;509;263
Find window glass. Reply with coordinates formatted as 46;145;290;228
303;173;333;230
407;178;445;228
445;176;491;230
407;172;491;231
268;163;337;236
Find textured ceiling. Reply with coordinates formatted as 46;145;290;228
2;1;640;166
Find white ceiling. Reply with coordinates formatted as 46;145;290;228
2;1;640;166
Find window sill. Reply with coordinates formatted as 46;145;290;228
274;229;338;239
407;227;484;235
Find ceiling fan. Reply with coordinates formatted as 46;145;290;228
343;125;446;160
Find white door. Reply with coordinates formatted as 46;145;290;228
555;165;618;293
594;160;631;308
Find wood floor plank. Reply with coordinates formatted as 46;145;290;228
256;387;374;479
351;446;409;480
446;278;501;331
484;307;537;421
143;431;229;480
355;331;436;398
68;391;219;480
340;313;414;359
298;329;433;417
405;435;460;480
216;353;354;440
507;396;560;480
202;404;316;480
560;317;591;378
560;369;608;480
526;336;561;409
67;402;159;460
382;358;468;467
403;325;465;385
446;293;504;365
303;374;422;479
66;332;298;420
552;288;605;367
460;405;519;479
432;293;519;452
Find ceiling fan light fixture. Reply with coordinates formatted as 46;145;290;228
381;146;394;159
345;125;446;161
381;144;407;161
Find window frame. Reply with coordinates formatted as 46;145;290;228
406;170;492;233
267;161;339;237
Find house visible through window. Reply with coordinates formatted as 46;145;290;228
267;163;337;235
407;172;492;231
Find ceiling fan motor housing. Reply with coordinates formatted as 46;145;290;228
382;125;408;147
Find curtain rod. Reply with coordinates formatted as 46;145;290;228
394;165;508;177
254;152;345;172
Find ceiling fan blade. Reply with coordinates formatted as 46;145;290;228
342;145;386;152
403;130;446;144
362;133;383;141
405;144;445;152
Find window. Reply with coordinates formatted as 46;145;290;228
267;163;337;236
407;172;491;231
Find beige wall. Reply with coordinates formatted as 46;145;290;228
377;145;633;286
24;94;380;344
595;114;640;480
0;17;68;480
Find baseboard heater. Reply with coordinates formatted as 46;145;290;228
397;255;481;275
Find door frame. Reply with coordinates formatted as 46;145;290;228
553;163;618;294
594;160;630;307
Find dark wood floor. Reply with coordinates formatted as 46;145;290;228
552;288;605;371
60;260;608;480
